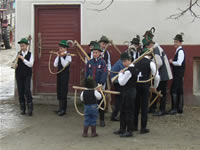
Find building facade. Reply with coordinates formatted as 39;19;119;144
15;0;200;105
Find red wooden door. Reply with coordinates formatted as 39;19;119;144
34;5;81;94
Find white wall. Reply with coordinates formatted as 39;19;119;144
16;0;200;46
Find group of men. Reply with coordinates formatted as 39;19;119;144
15;28;186;138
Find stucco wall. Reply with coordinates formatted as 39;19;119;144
16;0;200;46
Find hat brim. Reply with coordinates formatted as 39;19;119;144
59;44;69;48
18;41;29;45
173;38;183;42
91;48;102;52
99;40;109;44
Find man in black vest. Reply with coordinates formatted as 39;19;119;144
54;40;72;116
142;28;173;116
134;39;160;134
99;36;111;71
114;52;139;137
168;33;186;115
16;38;34;116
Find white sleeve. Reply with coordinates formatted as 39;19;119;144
150;62;160;88
23;53;34;68
107;52;111;71
61;56;72;67
94;90;102;100
53;56;59;67
80;91;84;101
172;50;184;66
118;70;132;86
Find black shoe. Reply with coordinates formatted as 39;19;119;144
148;109;156;113
153;111;165;116
133;128;138;132
58;111;66;116
21;110;26;115
27;103;33;116
177;94;184;114
120;132;133;137
140;128;150;134
113;130;125;135
20;103;26;115
111;117;120;121
100;120;105;127
168;109;177;115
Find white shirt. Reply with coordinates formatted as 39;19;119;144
118;64;134;86
54;52;72;67
172;46;184;66
20;50;34;68
80;90;102;101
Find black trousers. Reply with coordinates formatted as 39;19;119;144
150;81;168;112
120;88;136;132
134;83;150;129
171;76;184;95
111;83;122;118
98;100;105;121
16;75;32;104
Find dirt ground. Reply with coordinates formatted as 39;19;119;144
0;103;200;150
1;46;200;150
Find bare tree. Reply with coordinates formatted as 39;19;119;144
168;0;200;22
84;0;114;11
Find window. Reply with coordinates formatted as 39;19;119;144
193;58;200;95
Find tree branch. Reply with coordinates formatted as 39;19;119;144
87;0;114;12
168;0;200;22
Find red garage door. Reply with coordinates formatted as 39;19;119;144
34;5;81;94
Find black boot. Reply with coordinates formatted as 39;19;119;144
91;126;98;137
27;103;33;116
140;128;150;134
20;103;26;115
58;100;66;116
100;120;105;127
177;95;184;114
153;96;167;116
168;94;177;115
82;126;89;137
120;131;133;137
113;129;125;135
54;101;61;113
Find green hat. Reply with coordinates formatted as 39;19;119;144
99;35;109;43
59;40;69;48
142;37;154;47
120;52;131;61
88;41;97;47
143;27;155;40
18;38;29;45
91;41;103;52
174;33;184;42
84;76;96;88
131;35;140;45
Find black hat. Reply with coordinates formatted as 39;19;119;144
88;41;97;47
131;35;140;45
99;35;109;44
174;33;184;42
120;52;131;61
84;76;96;89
